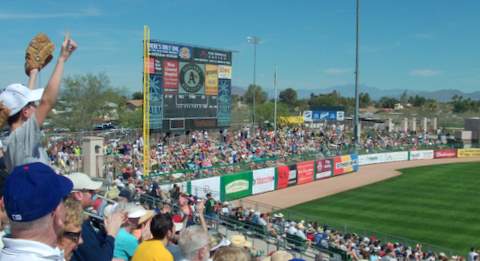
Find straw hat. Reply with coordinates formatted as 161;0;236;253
138;210;155;225
262;250;294;261
229;235;252;249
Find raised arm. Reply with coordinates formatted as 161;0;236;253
27;69;39;90
36;36;77;126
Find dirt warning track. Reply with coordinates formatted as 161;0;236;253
244;157;480;209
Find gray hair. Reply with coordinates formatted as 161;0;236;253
178;225;209;260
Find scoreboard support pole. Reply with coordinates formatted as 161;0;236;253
143;25;151;177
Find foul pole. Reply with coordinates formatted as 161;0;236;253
143;25;151;176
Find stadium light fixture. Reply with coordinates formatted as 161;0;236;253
247;36;261;128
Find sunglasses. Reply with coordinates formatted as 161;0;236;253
63;230;82;243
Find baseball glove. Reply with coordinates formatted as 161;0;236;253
24;33;55;76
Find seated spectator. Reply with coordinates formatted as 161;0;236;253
178;225;210;261
113;204;148;261
67;172;124;261
262;250;293;261
59;198;84;260
0;162;73;260
0;170;8;248
132;213;174;261
212;246;252;261
229;235;252;250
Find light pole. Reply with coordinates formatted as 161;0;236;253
354;0;361;149
247;36;261;127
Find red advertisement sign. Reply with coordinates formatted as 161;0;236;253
276;165;289;189
148;57;155;74
434;149;457;159
162;59;179;93
315;159;332;179
296;160;315;185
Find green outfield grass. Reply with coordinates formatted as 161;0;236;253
286;162;480;254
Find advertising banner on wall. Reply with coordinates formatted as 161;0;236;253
149;42;180;58
205;64;218;96
276;165;289;189
252;168;275;195
149;74;163;129
218;65;232;79
333;154;359;176
217;79;231;127
162;59;179;93
221;171;253;201
409;150;434;160
316;159;332;179
288;164;297;186
190;176;221;201
296;160;315;185
434;149;457;159
383;151;409;163
457;148;480;157
193;48;232;65
359;153;385;165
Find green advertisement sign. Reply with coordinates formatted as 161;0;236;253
221;171;253;201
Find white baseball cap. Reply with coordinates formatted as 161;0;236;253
0;84;44;116
127;205;147;219
66;172;103;191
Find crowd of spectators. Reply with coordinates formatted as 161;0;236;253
0;33;463;261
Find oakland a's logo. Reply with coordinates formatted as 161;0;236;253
180;63;204;93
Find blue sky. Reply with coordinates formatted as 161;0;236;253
1;0;480;95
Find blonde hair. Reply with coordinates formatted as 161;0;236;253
212;246;252;261
64;197;84;229
0;102;11;128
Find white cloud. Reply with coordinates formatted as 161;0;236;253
0;8;101;20
410;69;442;77
324;68;351;76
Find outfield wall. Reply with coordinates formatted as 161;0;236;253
167;147;476;202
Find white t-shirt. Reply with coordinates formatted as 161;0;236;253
4;115;50;173
0;237;64;261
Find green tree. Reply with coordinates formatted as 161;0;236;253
243;84;267;105
376;96;399;109
408;95;427;107
51;73;127;131
359;92;371;108
279;88;298;106
255;101;290;126
400;90;408;104
119;107;143;128
132;91;143;99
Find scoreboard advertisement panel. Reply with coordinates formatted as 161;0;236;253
147;40;232;130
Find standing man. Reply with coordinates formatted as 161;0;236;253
0;162;73;260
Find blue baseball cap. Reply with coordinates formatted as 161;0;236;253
4;162;73;222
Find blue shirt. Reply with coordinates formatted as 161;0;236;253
72;220;115;261
113;228;138;261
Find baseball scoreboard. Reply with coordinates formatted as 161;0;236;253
147;40;233;131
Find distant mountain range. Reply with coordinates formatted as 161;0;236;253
232;84;480;102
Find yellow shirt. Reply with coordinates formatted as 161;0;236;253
132;240;173;261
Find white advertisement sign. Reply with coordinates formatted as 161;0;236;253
252;168;275;195
383;151;409;162
303;111;313;122
359;151;409;165
410;150;434;160
359;153;386;165
190;176;221;201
